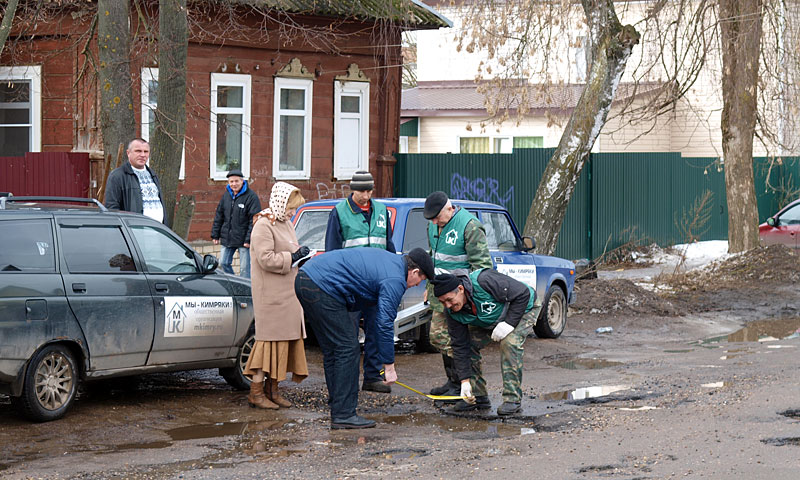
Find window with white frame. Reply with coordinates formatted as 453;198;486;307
334;80;369;180
273;77;312;179
0;66;41;156
141;68;185;179
460;135;543;153
210;73;251;180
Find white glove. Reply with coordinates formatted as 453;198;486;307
460;381;475;404
491;321;515;342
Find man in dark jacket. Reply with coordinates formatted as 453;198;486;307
104;138;167;223
211;169;261;278
325;171;396;394
433;269;540;417
294;247;434;430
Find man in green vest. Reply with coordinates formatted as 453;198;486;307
433;270;540;416
325;170;396;394
424;191;492;399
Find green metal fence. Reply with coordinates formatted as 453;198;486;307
394;150;800;260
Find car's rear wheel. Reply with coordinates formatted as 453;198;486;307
415;317;438;353
220;325;255;390
14;344;78;422
534;285;567;338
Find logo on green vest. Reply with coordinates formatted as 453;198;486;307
376;213;386;229
445;229;459;245
480;301;497;315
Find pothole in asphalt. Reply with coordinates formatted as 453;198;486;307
369;447;429;459
699;317;800;345
779;409;800;420
382;412;534;438
546;357;623;370
761;437;800;447
541;384;631;401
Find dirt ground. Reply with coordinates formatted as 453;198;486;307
2;245;800;479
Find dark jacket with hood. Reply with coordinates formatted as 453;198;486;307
103;161;167;223
211;181;262;247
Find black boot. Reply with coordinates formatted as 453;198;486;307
430;353;460;396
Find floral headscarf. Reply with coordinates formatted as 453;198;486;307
254;182;299;225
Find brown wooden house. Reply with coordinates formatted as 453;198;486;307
0;0;449;240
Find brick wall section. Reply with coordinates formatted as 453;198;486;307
191;240;246;276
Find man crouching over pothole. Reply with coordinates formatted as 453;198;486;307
433;269;540;417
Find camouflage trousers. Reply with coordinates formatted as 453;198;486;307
466;306;539;403
427;289;452;357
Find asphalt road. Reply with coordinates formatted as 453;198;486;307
2;279;799;479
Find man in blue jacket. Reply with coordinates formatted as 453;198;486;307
295;247;434;429
325;171;396;394
210;169;261;278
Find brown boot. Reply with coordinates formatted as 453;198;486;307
269;378;292;408
248;381;278;409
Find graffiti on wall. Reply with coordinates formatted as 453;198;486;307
450;172;514;212
316;182;351;200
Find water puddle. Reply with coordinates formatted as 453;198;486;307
762;437;800;447
700;382;730;388
548;357;623;370
370;447;429;460
541;385;631;401
382;412;528;438
699;317;800;345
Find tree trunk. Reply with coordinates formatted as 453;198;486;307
149;0;188;228
719;0;762;253
97;0;136;167
0;0;20;55
523;0;639;255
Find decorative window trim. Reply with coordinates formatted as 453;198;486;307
335;63;370;83
0;65;42;153
209;73;252;180
272;76;312;180
276;58;315;79
333;80;369;180
140;68;185;179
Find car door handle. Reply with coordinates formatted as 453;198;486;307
72;283;86;294
154;282;169;293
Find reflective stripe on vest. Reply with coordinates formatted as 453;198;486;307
428;207;479;273
450;269;536;329
335;199;389;249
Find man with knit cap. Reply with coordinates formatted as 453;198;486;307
325;170;396;393
295;247;435;429
211;169;262;278
424;191;492;400
433;270;540;417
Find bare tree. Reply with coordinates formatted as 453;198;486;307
0;0;20;55
149;0;188;229
719;0;763;252
97;0;136;166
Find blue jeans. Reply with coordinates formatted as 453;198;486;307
353;304;381;383
220;245;250;278
294;271;360;420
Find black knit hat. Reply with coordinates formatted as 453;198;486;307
406;248;434;280
433;273;462;297
226;169;244;178
424;191;448;219
350;171;374;191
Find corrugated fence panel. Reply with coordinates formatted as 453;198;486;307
0;152;90;197
395;151;800;261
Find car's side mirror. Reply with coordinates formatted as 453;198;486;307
202;254;219;273
767;217;777;227
521;236;535;251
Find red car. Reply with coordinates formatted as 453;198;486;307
759;198;800;249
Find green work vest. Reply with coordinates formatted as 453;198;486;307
428;207;478;275
335;199;389;249
450;269;536;329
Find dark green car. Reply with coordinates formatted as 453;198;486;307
0;197;256;422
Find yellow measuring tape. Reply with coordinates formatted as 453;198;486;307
379;370;462;400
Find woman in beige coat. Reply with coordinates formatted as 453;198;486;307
243;181;309;409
